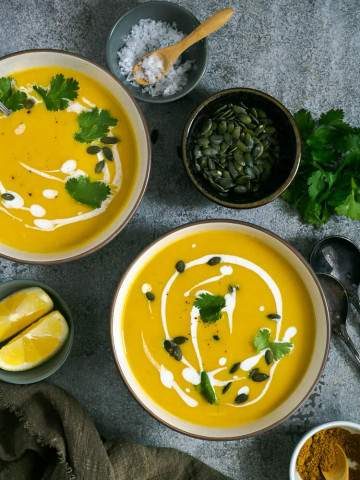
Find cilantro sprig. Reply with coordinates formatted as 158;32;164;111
74;107;117;143
283;109;360;225
65;175;110;208
0;77;28;111
194;293;225;323
33;74;79;111
253;328;293;361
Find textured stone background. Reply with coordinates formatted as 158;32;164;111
1;1;360;478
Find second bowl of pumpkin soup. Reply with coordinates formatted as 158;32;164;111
111;221;329;439
0;50;150;263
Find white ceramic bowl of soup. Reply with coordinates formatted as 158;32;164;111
111;220;330;440
289;421;360;479
0;49;150;263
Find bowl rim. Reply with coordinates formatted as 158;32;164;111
0;48;151;265
110;218;330;440
181;87;302;209
105;0;209;104
289;420;360;479
0;278;74;384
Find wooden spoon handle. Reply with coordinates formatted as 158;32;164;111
173;8;234;57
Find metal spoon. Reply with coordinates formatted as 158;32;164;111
322;443;349;480
132;8;234;85
318;273;360;369
311;236;360;314
0;100;11;116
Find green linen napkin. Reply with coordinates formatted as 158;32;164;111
0;383;229;480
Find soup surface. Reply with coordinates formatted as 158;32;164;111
121;229;316;427
0;67;138;253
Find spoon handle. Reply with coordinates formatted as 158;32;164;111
173;8;234;57
339;324;360;369
349;292;360;316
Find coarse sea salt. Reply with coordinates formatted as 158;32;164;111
117;18;193;97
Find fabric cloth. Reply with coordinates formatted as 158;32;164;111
0;383;229;480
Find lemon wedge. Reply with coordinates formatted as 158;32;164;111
0;310;68;371
0;287;53;342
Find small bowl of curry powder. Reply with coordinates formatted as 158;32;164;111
290;421;360;480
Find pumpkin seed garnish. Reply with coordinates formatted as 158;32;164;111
222;382;232;394
87;145;101;155
102;146;113;161
234;393;249;404
163;340;182;361
24;98;35;110
1;193;15;201
175;260;185;273
267;313;281;320
213;334;220;341
173;336;188;345
265;349;274;365
95;160;105;173
145;291;155;301
101;136;119;144
249;368;269;382
229;362;241;374
207;256;221;266
200;371;217;404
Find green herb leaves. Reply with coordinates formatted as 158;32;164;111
0;77;28;111
65;175;110;208
74;108;117;143
253;328;271;352
253;328;293;361
283;108;360;225
194;293;225;323
34;74;79;111
200;371;217;404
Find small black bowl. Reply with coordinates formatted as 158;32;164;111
182;88;301;209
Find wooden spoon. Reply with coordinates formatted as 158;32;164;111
322;444;349;480
132;7;234;85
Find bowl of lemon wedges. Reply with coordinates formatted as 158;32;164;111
0;279;73;384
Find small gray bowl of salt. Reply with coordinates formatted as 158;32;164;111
106;1;208;103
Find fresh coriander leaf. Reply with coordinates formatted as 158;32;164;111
200;371;217;404
335;179;360;220
294;109;315;140
65;175;110;208
253;328;270;352
33;74;79;111
194;293;225;323
283;108;360;225
318;109;344;126
0;77;27;111
269;341;293;361
74;107;117;143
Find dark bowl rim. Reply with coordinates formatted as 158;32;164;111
0;48;151;265
110;219;330;441
105;0;209;104
181;87;302;209
0;278;74;384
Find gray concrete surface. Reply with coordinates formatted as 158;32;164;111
1;1;360;478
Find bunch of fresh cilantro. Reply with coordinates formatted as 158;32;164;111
283;109;360;225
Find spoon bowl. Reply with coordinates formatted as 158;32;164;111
311;236;360;312
322;443;349;480
318;273;360;368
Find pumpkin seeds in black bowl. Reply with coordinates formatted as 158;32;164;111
182;88;301;209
